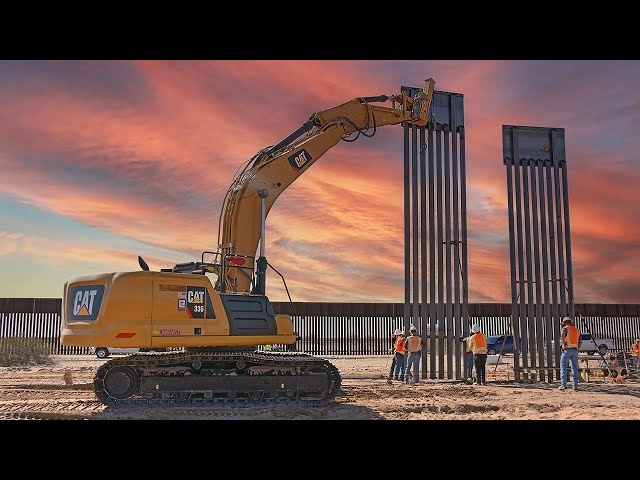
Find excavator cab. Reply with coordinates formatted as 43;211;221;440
157;250;257;294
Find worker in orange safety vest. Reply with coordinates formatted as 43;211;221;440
464;334;474;382
631;338;640;370
391;329;406;381
559;317;582;391
403;325;422;385
470;324;488;385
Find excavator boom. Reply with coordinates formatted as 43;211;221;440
218;79;435;293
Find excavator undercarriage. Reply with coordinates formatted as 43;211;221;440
95;349;341;407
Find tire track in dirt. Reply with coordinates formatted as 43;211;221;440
0;399;105;419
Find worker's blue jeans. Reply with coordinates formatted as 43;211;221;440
393;352;405;379
560;348;579;389
404;351;421;384
466;351;474;379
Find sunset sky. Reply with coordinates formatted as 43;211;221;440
0;60;638;304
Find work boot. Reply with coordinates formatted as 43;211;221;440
558;385;566;391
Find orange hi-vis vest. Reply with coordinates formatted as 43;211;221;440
406;335;422;353
471;332;488;354
563;325;579;349
395;336;406;354
465;336;473;353
632;343;640;357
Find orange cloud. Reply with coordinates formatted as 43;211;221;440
1;60;639;303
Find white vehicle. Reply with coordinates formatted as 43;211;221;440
578;333;614;356
91;347;139;359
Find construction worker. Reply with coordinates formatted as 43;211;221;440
631;338;640;370
392;329;406;381
403;325;422;385
388;329;400;380
559;317;582;391
470;324;488;385
462;332;474;382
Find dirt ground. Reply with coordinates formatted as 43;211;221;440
0;354;638;421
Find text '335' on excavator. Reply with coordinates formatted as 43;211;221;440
60;78;436;407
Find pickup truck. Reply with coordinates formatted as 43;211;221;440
578;333;614;356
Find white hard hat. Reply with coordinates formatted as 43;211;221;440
635;338;640;342
562;317;572;325
471;324;481;333
410;325;417;331
393;329;402;336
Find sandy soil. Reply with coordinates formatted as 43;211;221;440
0;354;638;420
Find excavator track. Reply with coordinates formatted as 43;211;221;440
93;350;341;408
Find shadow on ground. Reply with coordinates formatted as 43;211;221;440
490;379;640;399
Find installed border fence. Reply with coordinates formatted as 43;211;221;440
1;299;639;358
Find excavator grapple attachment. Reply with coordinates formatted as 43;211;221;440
411;77;436;123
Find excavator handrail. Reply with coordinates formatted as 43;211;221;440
219;253;256;293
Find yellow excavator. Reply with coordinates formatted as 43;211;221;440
60;78;436;407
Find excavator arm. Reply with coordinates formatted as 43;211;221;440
214;78;436;293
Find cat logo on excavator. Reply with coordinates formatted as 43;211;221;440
69;285;105;321
288;149;312;172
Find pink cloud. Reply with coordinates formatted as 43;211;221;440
1;60;639;303
0;230;175;272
